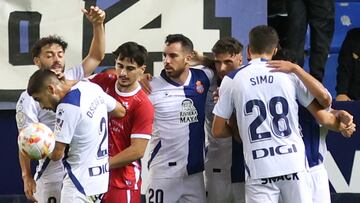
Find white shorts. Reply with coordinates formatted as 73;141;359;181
246;171;312;203
61;176;103;203
34;178;62;203
204;168;245;203
309;164;331;203
146;172;206;203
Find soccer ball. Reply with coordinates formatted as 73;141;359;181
18;123;55;160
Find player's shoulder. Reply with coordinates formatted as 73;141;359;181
17;91;37;110
190;65;214;80
135;89;154;106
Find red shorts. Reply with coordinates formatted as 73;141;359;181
101;186;141;203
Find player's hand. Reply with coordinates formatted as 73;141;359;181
267;60;298;73
189;51;204;66
23;175;37;202
335;110;356;138
139;73;153;94
340;122;356;138
336;94;352;101
82;6;106;25
55;72;65;80
212;87;219;103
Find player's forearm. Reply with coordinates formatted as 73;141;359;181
293;65;332;108
83;23;105;76
109;146;145;169
19;152;32;179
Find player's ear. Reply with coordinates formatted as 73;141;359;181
246;46;252;61
272;47;278;58
33;57;40;67
47;84;56;95
139;65;146;74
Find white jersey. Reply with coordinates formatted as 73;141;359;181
213;58;314;179
15;65;84;182
148;67;215;178
55;81;116;196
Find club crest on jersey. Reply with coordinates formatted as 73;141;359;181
180;99;198;123
58;108;64;117
195;80;204;94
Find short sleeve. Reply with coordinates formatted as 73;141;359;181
54;104;81;144
130;98;154;140
292;74;315;108
212;76;234;119
15;91;40;130
64;64;84;80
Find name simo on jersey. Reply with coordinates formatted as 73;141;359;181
250;75;274;86
87;96;105;118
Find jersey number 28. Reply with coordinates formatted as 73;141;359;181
245;96;292;142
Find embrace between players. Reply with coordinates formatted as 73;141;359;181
16;5;356;203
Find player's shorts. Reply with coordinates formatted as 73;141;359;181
309;163;330;203
34;178;62;203
204;168;245;203
101;186;141;203
146;172;206;203
245;171;312;203
61;176;104;203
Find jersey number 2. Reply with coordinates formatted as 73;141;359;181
98;117;108;158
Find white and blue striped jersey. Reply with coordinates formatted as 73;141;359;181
213;58;314;180
148;67;215;178
298;105;328;168
54;81;116;196
16;65;84;183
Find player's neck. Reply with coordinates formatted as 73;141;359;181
59;80;76;99
116;81;139;93
249;54;272;61
170;68;190;85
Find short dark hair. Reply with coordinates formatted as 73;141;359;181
272;48;297;63
112;42;148;66
27;69;58;96
249;25;279;55
31;35;68;58
212;37;243;56
165;34;193;53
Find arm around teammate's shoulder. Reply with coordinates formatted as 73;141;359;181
268;60;332;108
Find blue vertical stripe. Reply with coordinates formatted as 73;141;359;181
185;69;210;175
231;138;245;183
299;105;321;168
63;161;86;195
148;141;161;169
19;20;29;53
35;158;51;181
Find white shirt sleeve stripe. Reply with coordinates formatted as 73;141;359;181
131;134;151;140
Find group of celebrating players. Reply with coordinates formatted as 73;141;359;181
16;6;356;203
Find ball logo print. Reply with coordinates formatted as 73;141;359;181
18;123;55;160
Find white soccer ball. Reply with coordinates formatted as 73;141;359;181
18;122;55;160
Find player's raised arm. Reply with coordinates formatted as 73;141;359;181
81;6;106;76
